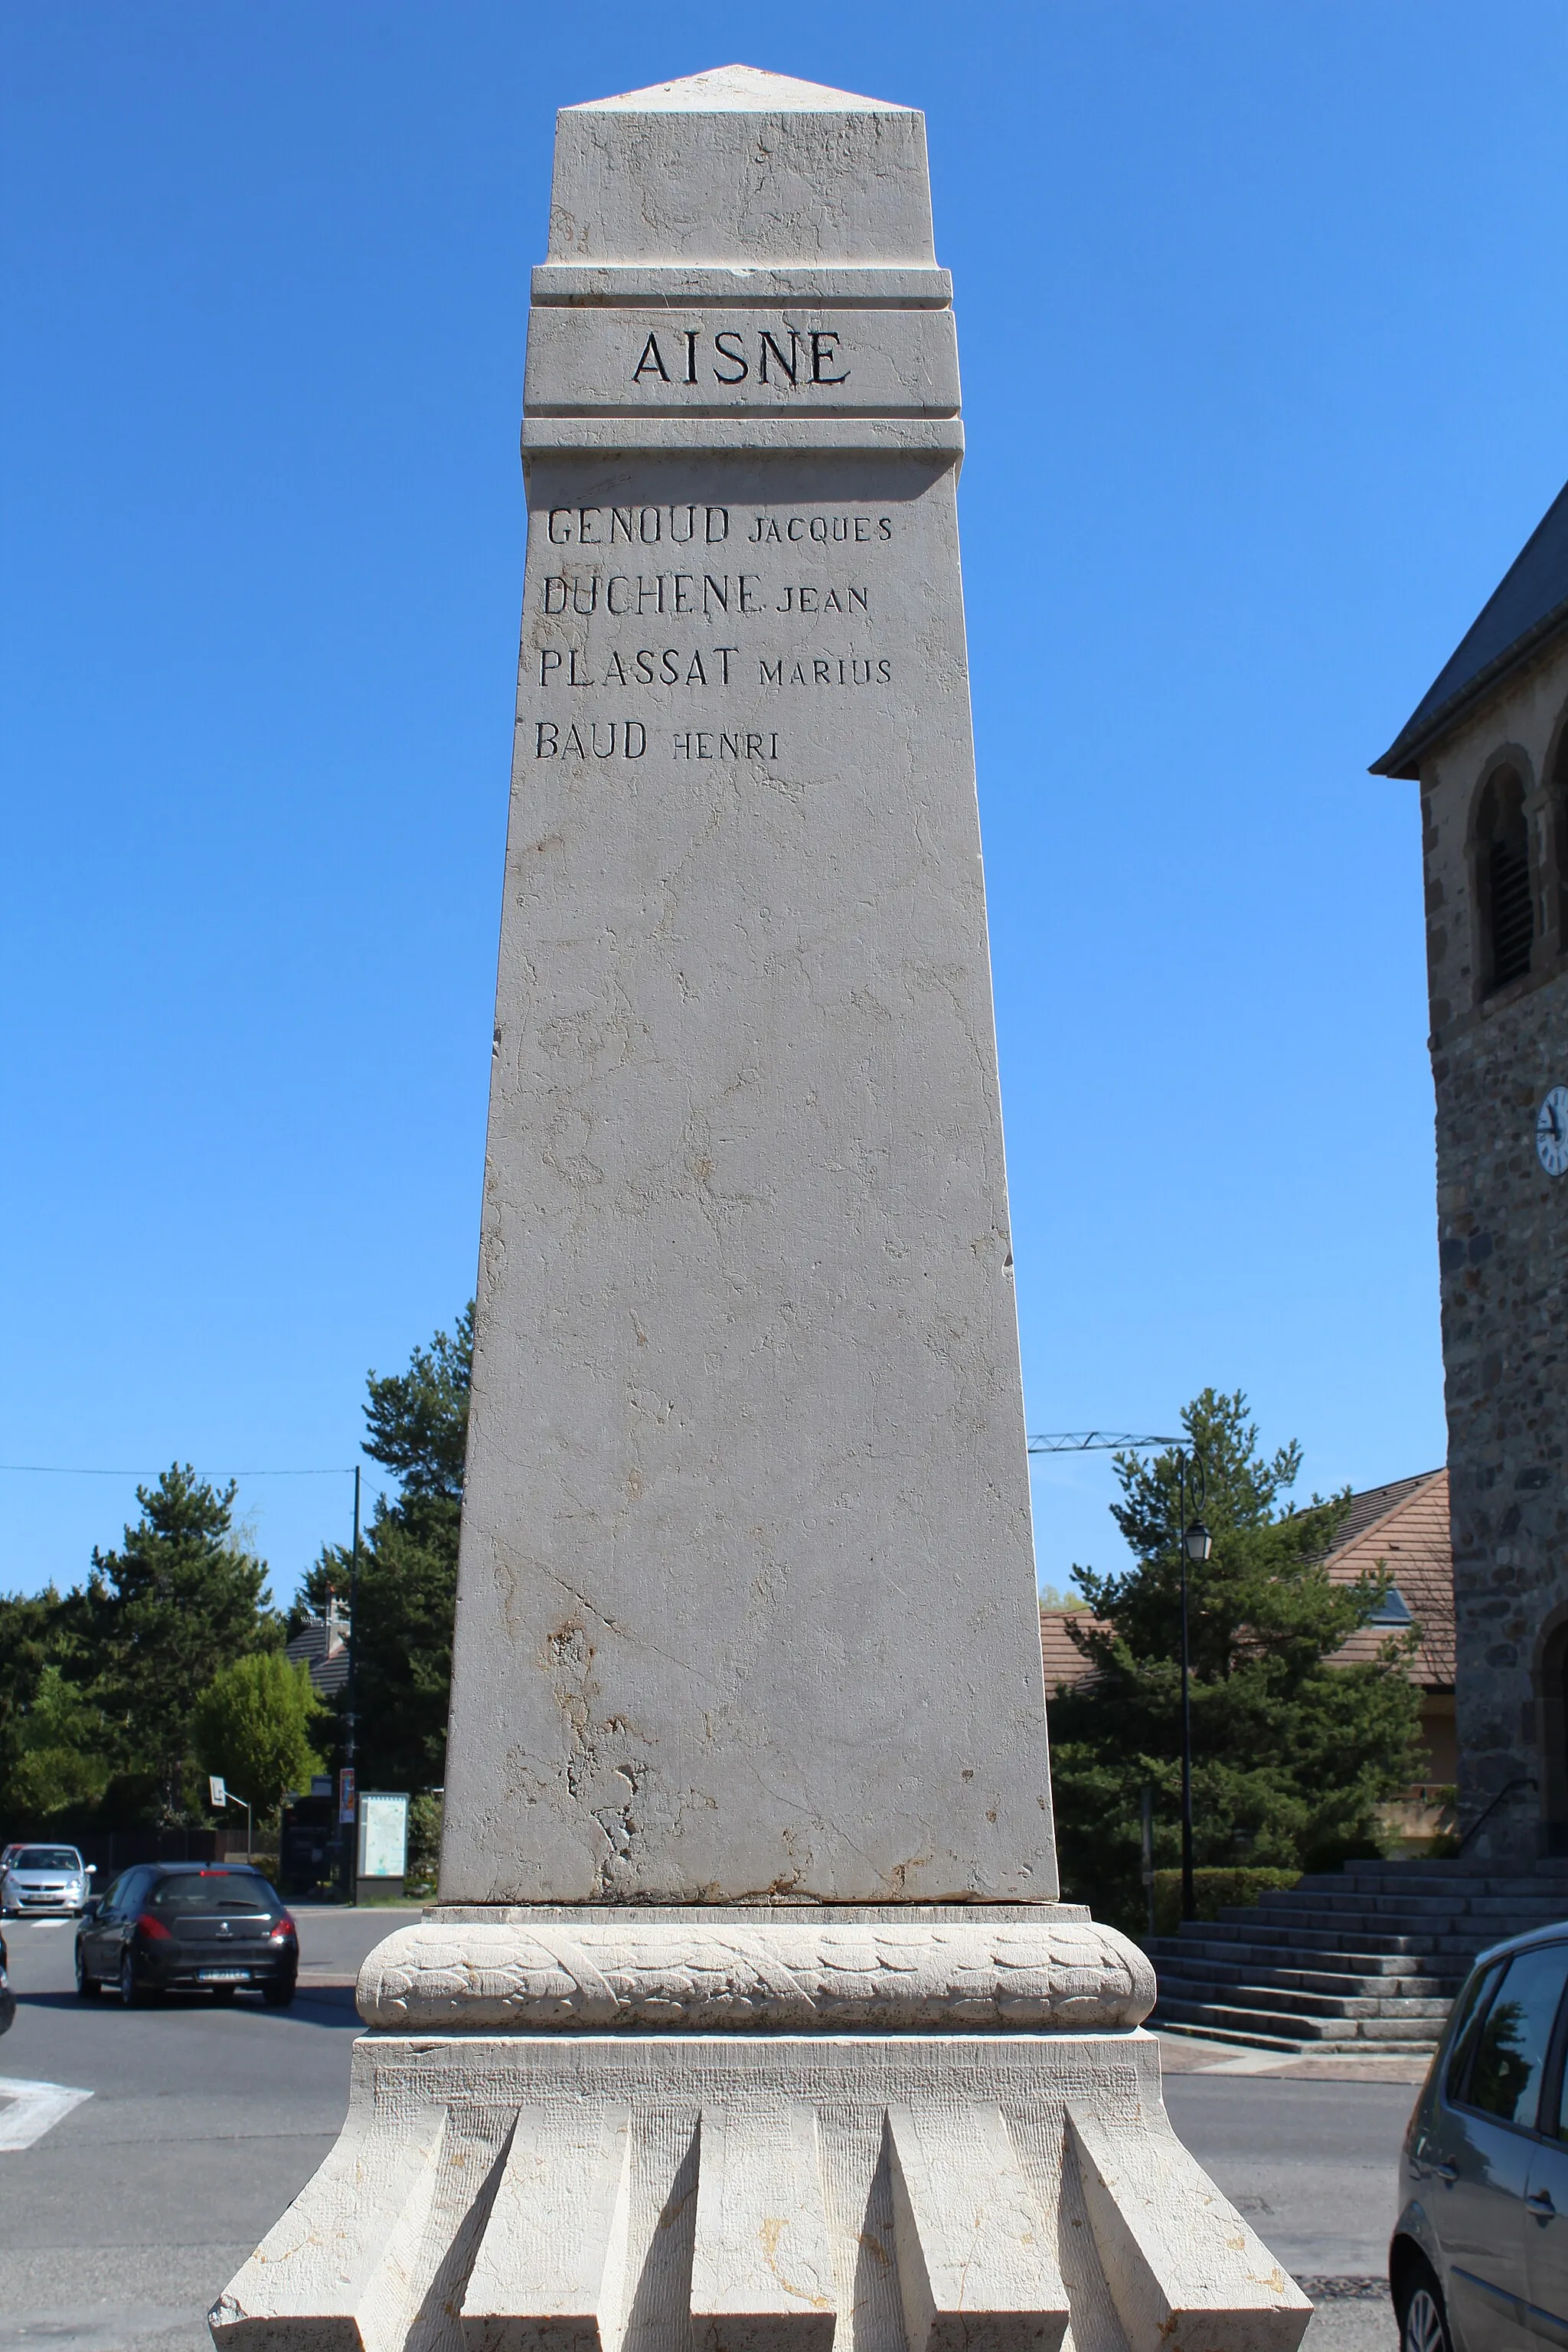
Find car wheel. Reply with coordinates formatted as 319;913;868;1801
74;1944;100;1998
118;1951;146;2007
261;1979;296;2008
1397;2262;1452;2352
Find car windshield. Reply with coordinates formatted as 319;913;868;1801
13;1848;80;1871
149;1872;275;1913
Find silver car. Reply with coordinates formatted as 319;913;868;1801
0;1844;94;1916
1394;1921;1568;2352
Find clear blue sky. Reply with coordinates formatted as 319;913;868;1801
5;3;1565;1609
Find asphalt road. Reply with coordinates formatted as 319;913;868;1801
1165;2071;1415;2352
0;1909;1419;2352
0;1903;414;2352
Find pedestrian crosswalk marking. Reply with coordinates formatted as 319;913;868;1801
0;2075;93;2151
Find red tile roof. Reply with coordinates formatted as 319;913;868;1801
1040;1608;1103;1692
1323;1468;1453;1690
1038;1468;1454;1694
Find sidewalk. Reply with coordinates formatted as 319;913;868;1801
1158;2030;1431;2085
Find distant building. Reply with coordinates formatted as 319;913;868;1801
1040;1469;1456;1845
1372;482;1568;1860
286;1598;351;1698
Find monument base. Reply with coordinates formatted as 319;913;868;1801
210;2022;1311;2352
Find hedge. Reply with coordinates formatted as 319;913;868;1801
1147;1866;1301;1938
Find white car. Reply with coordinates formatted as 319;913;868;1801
0;1844;94;1916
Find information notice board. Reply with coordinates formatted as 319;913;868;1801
356;1791;409;1881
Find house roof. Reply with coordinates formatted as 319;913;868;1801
1324;1467;1454;1690
1038;1466;1454;1696
1040;1608;1105;1693
1371;479;1568;779
286;1619;351;1697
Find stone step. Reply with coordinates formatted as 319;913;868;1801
1155;2017;1310;2055
1245;1897;1568;1932
1330;1880;1568;1901
1155;1975;1450;2022
1154;1996;1359;2043
1230;1915;1558;1955
1154;1994;1442;2046
1155;1920;1452;1959
1250;1889;1568;1923
1315;1866;1568;1891
1157;1931;1503;1982
1236;1910;1562;1947
1155;1955;1456;2001
1145;1932;1462;1975
1141;1859;1568;2059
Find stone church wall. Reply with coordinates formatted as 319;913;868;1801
1419;638;1568;1858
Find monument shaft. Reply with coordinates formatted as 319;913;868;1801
442;85;1050;1904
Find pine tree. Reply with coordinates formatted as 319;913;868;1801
85;1465;282;1818
1046;1390;1424;1928
298;1306;472;1792
0;1588;79;1823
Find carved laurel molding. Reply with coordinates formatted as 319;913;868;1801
357;1908;1156;2031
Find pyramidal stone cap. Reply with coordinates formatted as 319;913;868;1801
547;62;936;266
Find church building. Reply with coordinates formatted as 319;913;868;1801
1372;480;1568;1860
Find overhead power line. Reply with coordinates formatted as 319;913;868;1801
0;1463;358;1479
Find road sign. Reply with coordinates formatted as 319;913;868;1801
209;1775;227;1808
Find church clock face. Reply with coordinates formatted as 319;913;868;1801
1539;1087;1568;1178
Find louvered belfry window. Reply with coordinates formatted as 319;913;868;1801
1490;834;1534;985
1478;765;1534;995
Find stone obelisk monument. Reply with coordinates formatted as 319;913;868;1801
214;67;1308;2352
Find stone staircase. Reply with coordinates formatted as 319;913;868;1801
1145;1858;1568;2053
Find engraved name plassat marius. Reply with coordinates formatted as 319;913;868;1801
529;493;897;769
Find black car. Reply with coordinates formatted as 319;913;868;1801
75;1863;298;2007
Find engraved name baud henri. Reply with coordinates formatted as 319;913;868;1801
632;325;848;386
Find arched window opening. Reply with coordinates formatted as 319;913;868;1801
1537;1615;1568;1857
1476;766;1534;993
1550;720;1568;958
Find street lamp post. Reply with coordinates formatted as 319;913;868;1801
1176;1450;1210;1925
340;1465;361;1905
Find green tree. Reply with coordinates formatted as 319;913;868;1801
5;1659;114;1820
85;1465;283;1818
1047;1389;1424;1929
297;1306;471;1792
0;1587;67;1815
190;1652;326;1828
0;1589;122;1828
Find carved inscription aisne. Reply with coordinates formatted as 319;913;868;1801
632;327;849;389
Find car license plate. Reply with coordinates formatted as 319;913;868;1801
198;1968;250;1982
